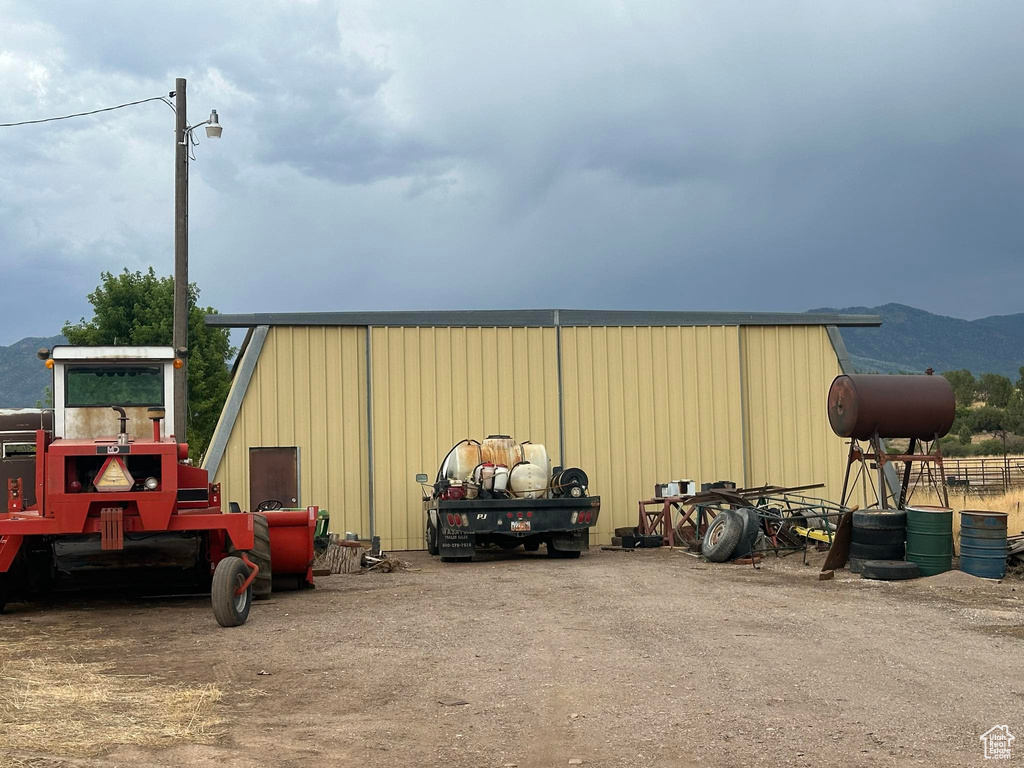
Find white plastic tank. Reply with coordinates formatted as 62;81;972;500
509;462;549;498
443;439;482;483
520;442;550;478
492;465;510;493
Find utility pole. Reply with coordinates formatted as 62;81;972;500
173;78;188;442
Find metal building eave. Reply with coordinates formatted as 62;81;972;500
205;309;882;329
202;325;269;479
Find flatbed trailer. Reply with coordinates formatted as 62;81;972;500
425;495;600;560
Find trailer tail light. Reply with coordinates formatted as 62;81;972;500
461;513;469;527
571;512;578;524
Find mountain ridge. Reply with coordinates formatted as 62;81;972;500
815;303;1024;378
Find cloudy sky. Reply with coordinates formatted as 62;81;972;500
1;0;1022;345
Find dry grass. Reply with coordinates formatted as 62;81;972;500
0;635;223;761
910;487;1024;539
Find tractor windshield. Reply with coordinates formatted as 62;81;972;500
65;365;164;407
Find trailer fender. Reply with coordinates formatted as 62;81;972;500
0;535;25;573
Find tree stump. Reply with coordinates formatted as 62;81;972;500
322;534;369;574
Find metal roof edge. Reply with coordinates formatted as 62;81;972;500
205;309;881;329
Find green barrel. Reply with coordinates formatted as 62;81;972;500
959;510;1008;580
906;505;953;576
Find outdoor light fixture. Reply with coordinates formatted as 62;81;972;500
205;110;222;139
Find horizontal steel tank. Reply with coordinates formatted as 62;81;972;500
959;510;1008;580
827;374;955;440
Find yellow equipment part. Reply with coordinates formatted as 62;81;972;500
792;525;833;544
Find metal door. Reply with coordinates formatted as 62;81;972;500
249;446;299;510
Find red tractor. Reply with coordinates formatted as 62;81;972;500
0;346;315;626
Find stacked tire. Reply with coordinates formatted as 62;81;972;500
849;510;906;574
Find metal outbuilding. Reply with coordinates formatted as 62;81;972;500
203;310;879;550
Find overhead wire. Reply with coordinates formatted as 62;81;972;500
0;95;175;128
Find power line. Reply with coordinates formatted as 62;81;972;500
0;94;174;128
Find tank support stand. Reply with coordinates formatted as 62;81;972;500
840;432;949;510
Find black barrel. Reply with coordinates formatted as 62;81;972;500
827;374;955;440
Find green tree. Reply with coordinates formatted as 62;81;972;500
942;369;977;409
957;423;973;445
62;268;234;459
977;372;1013;407
967;405;1007;433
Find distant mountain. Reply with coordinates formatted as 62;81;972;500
817;304;1024;378
0;335;64;407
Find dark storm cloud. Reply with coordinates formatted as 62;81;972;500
1;0;1023;344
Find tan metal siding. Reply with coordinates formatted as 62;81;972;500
370;326;560;550
740;325;852;505
560;326;745;544
211;326;369;534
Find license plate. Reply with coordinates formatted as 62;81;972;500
510;520;531;532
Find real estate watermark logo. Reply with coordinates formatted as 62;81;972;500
980;725;1014;760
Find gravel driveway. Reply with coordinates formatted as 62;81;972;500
2;547;1022;767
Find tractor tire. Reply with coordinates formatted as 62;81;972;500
701;510;743;563
860;560;920;581
229;514;272;599
849;541;905;562
733;508;761;558
212;556;253;628
425;519;439;556
852;510;907;530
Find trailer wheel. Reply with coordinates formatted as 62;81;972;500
701;510;743;562
228;514;272;599
425;519;439;556
212;556;253;627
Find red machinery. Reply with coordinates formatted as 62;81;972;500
0;346;315;626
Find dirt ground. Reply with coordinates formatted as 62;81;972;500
2;547;1023;768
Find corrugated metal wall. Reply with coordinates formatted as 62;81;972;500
740;325;850;505
211;326;369;535
369;326;560;550
560;326;745;542
210;322;851;550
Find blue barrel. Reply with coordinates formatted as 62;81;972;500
959;510;1008;580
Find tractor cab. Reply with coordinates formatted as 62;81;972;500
46;346;179;443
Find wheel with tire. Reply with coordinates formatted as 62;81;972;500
701;510;743;562
860;560;920;581
733;508;761;558
425;518;439;556
212;556;253;627
228;514;272;599
849;541;905;561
